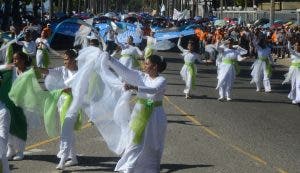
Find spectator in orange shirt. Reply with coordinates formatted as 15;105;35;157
42;23;52;39
195;27;208;54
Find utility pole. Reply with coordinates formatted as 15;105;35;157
270;0;274;25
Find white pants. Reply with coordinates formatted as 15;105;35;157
60;113;77;160
254;69;271;92
218;79;233;98
0;102;10;173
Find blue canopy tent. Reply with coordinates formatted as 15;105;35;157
49;18;99;50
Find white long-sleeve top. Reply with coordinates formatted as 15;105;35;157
108;57;166;101
252;38;273;64
177;38;201;63
216;42;246;66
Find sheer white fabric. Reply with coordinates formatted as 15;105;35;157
74;25;92;48
45;66;77;90
61;47;167;172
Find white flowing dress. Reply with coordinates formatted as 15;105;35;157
35;37;50;67
283;42;300;103
250;40;273;92
108;57;167;173
177;38;201;94
45;66;77;158
216;44;246;98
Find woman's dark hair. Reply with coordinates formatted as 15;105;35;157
14;51;32;67
148;54;167;73
64;49;78;60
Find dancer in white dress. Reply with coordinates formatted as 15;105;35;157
216;38;248;101
115;35;143;69
35;30;50;67
36;49;79;166
107;54;167;173
56;45;104;170
283;40;300;104
250;36;273;92
0;52;31;161
177;37;202;99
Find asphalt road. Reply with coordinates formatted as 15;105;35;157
9;51;300;173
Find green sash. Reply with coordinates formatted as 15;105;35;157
144;46;154;60
259;57;272;77
185;62;196;89
8;69;82;137
291;62;300;69
59;92;83;130
122;54;140;68
223;59;240;75
0;70;27;141
130;98;162;144
42;49;50;68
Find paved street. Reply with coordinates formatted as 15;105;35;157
9;51;300;173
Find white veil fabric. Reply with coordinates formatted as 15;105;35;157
67;46;132;155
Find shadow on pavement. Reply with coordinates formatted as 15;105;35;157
167;120;198;126
23;154;58;164
160;163;214;173
231;98;291;104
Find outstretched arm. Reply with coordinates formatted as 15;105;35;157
177;37;187;53
125;77;166;94
107;55;143;86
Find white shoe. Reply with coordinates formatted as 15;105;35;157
265;90;271;93
218;97;224;101
56;163;65;170
6;148;15;160
13;152;24;161
65;158;78;167
256;88;261;92
226;97;232;101
292;100;297;104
